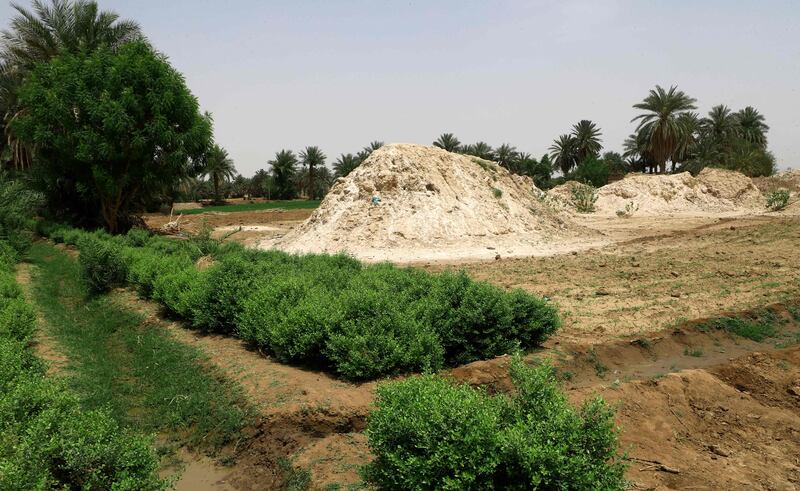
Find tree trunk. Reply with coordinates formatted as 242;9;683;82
308;164;315;200
213;175;220;203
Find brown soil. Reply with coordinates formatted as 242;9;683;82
142;208;314;247
427;216;800;343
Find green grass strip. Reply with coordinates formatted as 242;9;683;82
27;241;251;448
178;199;320;215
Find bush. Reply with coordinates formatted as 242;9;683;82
571;183;598;213
766;189;790;211
0;298;37;342
364;357;626;490
571;157;610;187
152;267;206;319
190;254;263;333
124;227;152;247
77;237;128;294
364;375;503;489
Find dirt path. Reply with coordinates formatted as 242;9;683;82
15;262;69;374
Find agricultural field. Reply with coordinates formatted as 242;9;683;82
2;1;800;490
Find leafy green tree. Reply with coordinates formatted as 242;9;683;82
1;0;142;170
518;153;552;188
299;146;326;200
549;134;578;175
249;169;270;197
735;106;769;148
13;41;211;232
433;133;461;152
269;149;297;199
334;153;361;178
632;85;697;173
203;144;236;203
571;120;603;163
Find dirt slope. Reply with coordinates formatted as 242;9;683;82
262;144;601;262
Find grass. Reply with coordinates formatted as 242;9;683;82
178;199;320;215
699;313;778;342
683;346;704;357
27;242;251;448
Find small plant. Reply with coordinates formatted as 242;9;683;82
615;201;639;218
570;183;598;213
76;236;127;294
766;189;790;211
587;347;609;377
683;346;704;357
491;187;503;199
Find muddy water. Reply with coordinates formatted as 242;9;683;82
163;449;237;491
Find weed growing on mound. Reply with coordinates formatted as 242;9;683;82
766;189;790;211
571;183;598;213
701;312;779;342
364;356;626;489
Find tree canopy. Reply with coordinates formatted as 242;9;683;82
13;41;212;231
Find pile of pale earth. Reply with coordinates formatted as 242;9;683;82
550;168;765;216
262;144;600;262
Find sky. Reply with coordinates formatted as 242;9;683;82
2;0;799;176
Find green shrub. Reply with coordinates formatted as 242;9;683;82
325;274;443;380
237;276;333;363
77;236;128;294
364;375;503;489
152;267;206;319
190;254;263;333
364;357;626;490
571;157;610;187
49;227;66;243
0;241;16;268
62;228;84;246
0;298;37;341
571;183;598;213
125;227;152;247
766;189;790;211
0;375;165;491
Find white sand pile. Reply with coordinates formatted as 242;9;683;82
549;168;764;216
261;144;600;262
753;169;800;194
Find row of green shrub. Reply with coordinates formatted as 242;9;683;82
0;239;166;490
39;222;561;380
364;356;627;489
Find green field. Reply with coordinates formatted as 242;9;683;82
178;200;321;215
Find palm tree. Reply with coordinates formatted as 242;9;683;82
299;146;326;200
363;141;384;153
433;133;461;152
701;105;739;148
203;144;236;203
334;153;361;178
269;149;297;200
462;141;494;160
1;0;142;169
632;85;697;173
735;106;769;148
494;143;519;171
672;111;701;168
571;120;602;163
549;134;578;175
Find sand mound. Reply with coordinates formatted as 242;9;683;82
753;169;800;194
550;168;764;216
262;144;598;262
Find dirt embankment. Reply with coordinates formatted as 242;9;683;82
549;168;765;216
263;144;603;262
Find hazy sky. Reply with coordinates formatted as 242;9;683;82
2;0;799;176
